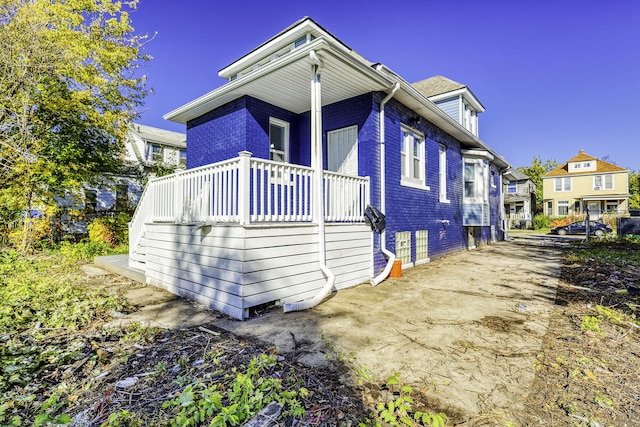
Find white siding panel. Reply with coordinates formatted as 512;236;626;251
140;222;372;320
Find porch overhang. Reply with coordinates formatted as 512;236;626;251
581;194;630;201
164;38;394;122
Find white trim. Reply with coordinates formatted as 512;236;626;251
400;125;426;189
439;144;449;203
269;117;289;163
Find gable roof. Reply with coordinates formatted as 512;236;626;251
131;123;186;149
544;150;627;177
412;75;465;97
412;75;485;112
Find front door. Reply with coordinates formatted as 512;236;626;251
587;201;601;217
327;126;358;175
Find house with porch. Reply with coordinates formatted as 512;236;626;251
542;150;629;218
128;17;513;320
503;169;536;229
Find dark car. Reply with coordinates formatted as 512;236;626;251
551;220;613;236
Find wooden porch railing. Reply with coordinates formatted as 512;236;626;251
129;152;370;260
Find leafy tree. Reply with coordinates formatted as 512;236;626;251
517;156;558;213
0;0;149;250
629;170;640;210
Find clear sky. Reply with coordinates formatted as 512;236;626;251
130;0;640;171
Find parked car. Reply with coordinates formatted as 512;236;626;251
551;221;613;236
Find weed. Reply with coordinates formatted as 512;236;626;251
580;316;603;335
120;322;160;344
371;373;448;427
163;354;306;426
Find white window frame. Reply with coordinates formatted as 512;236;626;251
400;125;427;190
593;174;613;190
439;144;449;202
507;182;517;194
269;117;289;163
558;200;569;216
554;177;572;192
463;159;487;203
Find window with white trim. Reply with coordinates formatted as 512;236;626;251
269;118;289;163
400;126;426;188
554;177;572;192
507;182;517;193
593;174;613;190
558;200;569;216
439;144;448;202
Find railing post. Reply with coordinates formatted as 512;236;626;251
174;174;182;223
238;151;252;225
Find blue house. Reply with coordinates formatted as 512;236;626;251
129;17;512;319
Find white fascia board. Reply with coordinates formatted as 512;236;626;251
428;87;485;113
218;17;353;79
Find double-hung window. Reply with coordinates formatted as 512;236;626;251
558;200;569;216
269;118;289;163
554;177;571;192
439;144;448;202
507;182;517;194
593;174;613;190
400;126;426;188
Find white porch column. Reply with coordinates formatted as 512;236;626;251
310;57;324;224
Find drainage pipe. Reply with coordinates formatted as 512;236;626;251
284;51;335;312
370;81;400;286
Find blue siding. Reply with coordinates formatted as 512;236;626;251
185;91;503;275
434;97;460;123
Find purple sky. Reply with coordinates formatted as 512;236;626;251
130;0;640;171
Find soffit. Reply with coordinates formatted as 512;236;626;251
165;40;392;123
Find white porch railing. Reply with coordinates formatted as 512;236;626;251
129;152;370;259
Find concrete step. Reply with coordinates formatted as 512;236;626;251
94;254;145;284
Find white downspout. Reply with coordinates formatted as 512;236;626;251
284;51;334;313
371;81;400;286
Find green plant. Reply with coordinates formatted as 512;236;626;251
533;214;550;230
373;373;448;427
103;410;146;427
88;217;117;247
163;354;306;426
580;316;603;335
120;322;160;344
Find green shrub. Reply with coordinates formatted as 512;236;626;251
57;241;127;261
533;214;550;230
88;217;117;247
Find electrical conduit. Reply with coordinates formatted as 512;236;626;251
284;51;335;312
370;81;400;286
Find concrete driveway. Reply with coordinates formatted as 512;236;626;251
216;239;562;420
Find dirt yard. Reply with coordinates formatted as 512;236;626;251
53;236;640;426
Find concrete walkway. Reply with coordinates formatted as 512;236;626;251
93;238;563;421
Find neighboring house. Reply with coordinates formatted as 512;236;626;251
503;169;536;229
125;123;187;173
83;123;187;213
128;17;514;320
542;150;629;218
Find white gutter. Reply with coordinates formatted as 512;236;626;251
284;50;335;312
370;81;400;286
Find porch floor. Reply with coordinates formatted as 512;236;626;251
94;254;145;284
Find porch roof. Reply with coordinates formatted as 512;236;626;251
164;17;511;169
581;194;630;201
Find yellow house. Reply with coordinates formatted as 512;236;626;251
543;150;629;218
